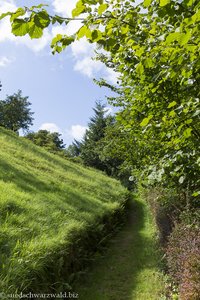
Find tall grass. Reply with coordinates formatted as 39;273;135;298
0;127;128;293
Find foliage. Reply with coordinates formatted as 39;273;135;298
0;126;128;293
65;140;83;157
79;101;113;171
25;129;65;153
1;1;200;295
166;221;200;300
2;0;199;198
67;101;133;187
0;90;34;132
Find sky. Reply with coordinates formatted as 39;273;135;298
0;0;119;145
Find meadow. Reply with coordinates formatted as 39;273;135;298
0;127;128;294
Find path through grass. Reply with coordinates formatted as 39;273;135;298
75;195;165;300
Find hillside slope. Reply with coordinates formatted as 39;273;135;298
0;127;128;294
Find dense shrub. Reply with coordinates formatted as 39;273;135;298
166;221;200;300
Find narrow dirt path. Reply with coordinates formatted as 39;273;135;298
75;195;165;300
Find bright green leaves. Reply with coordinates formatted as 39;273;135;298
9;8;51;39
136;63;144;76
76;26;102;41
168;101;177;108
72;0;87;17
12;19;29;36
10;8;26;22
159;0;170;7
166;31;192;46
183;128;192;138
28;23;43;39
77;25;92;39
51;34;75;54
140;116;153;127
98;3;108;15
143;0;152;8
0;11;12;20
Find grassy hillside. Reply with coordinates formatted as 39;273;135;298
0;127;128;294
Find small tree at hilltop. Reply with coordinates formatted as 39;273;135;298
0;90;34;132
26;130;65;153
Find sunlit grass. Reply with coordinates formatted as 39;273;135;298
0;127;127;293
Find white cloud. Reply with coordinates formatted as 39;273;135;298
52;0;76;17
0;56;14;67
70;38;119;83
74;56;103;78
39;123;61;133
71;38;95;57
67;125;88;140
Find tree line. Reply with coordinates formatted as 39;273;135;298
0;87;131;188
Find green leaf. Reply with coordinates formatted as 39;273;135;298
12;19;29;36
0;12;12;20
160;0;170;7
140;115;153;127
34;11;51;28
28;23;43;39
51;34;63;46
143;0;152;8
52;15;65;25
77;25;89;39
192;191;200;197
168;101;177;108
62;36;75;46
91;29;102;41
166;32;180;44
72;1;86;17
98;3;108;15
169;110;176;117
136;63;144;75
10;8;26;22
178;31;191;46
183;128;192;138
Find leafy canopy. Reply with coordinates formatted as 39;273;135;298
1;0;199;198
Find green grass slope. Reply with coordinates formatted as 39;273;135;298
0;127;128;294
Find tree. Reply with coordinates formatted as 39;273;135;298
67;101;132;187
0;90;34;132
75;101;112;170
25;130;65;153
66;140;83;157
1;0;199;198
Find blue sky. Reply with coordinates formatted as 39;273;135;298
0;0;118;145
